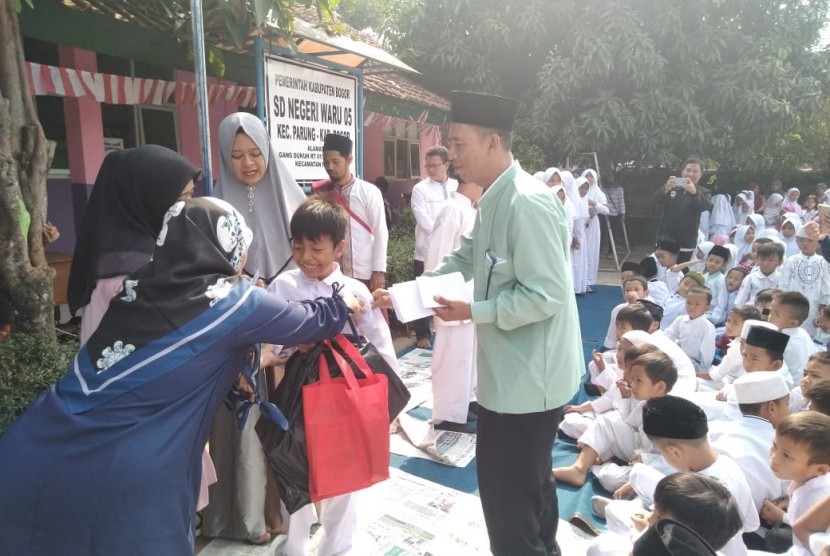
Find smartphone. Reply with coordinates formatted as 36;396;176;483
819;204;830;234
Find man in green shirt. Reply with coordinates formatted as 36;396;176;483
429;92;583;555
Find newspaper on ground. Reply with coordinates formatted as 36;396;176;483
396;348;434;387
391;413;476;468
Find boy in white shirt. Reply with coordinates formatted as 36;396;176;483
660;271;705;331
697;305;761;391
423;179;483;432
734;242;785;307
777;224;830;337
703;244;731;325
665;286;716;371
761;412;830;556
552;348;677;487
603;267;648;351
768;291;820;389
791;352;830;413
654;238;682;294
605;396;760;556
267;197;398;556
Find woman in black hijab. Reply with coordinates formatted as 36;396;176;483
67;144;199;343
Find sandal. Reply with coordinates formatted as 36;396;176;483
245;533;272;545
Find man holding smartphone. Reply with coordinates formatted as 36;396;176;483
651;157;713;263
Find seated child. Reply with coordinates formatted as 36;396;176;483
756;287;781;320
778;224;830;337
654;238;682;294
791;352;830;413
638;256;669;306
607;396;760;556
664;286;716;372
806;381;830;416
552;348;677;488
734;242;785;307
266;197;397;556
703;244;731;325
697;305;761;391
762;412;830;555
724;266;749;317
603;263;646;350
768;291;820;389
562;328;651;439
734;224;755;267
592;298;651;394
660;272;706;331
588;472;742;556
710;372;791;528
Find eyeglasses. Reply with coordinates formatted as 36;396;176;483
424;162;447;169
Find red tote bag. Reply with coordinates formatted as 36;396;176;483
303;336;390;502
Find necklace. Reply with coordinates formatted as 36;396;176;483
247;184;254;213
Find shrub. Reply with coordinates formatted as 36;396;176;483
0;334;77;432
386;207;416;336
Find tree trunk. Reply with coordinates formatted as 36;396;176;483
0;0;57;336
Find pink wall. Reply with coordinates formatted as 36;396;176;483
57;46;104;185
362;123;385;182
174;69;240;185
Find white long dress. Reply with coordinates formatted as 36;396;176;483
564;171;588;293
582;170;610;286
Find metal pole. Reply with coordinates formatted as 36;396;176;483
191;0;212;195
357;72;364;178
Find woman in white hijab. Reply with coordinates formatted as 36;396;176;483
709;194;735;238
563;170;589;294
764;192;784;227
581;169;609;288
214;112;307;282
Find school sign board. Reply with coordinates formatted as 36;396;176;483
263;55;358;181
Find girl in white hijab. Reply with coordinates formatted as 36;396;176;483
581;169;609;288
215;112;307;282
779;213;802;258
709;194;735;238
733;192;753;224
724;242;740;271
733;224;755;267
563;171;588;294
745;213;766;236
764;192;784;226
782;187;802;216
550;184;576;250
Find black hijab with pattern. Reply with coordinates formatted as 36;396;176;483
84;197;253;370
67;145;201;314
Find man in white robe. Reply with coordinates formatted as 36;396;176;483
315;134;388;291
424;180;482;430
410;146;458;347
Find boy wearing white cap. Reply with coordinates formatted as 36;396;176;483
709;372;791;533
777;223;830;337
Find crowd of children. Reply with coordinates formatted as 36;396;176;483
553;203;830;554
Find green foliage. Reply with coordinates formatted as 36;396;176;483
386;207;416;288
0;335;78;433
378;0;830;171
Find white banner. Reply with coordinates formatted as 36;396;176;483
263;55;358;181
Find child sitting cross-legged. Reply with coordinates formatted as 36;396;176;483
761;412;830;556
266;196;398;556
552;347;677;488
591;291;651;395
603;396;760;556
664;285;716;372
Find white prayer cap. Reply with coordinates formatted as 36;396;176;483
621;330;650;345
797;224;811;239
740;319;777;340
733;372;789;404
